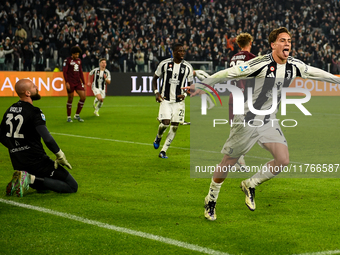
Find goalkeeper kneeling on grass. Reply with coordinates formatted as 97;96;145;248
0;78;78;197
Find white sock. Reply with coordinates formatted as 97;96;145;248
207;178;223;202
97;101;103;110
207;96;214;108
161;125;178;152
30;174;35;184
157;123;169;138
246;161;276;188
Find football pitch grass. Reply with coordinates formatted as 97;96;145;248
0;96;339;255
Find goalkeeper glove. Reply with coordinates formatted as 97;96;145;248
54;149;72;169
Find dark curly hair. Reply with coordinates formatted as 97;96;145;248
71;46;82;54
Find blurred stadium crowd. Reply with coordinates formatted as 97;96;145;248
0;0;339;73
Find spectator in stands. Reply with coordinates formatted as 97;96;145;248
135;49;145;72
92;49;102;66
29;13;43;39
56;34;65;53
214;51;225;71
23;12;31;29
22;44;34;71
12;46;22;71
8;12;19;36
4;37;13;70
102;48;111;71
82;49;92;72
4;29;15;43
46;28;57;55
194;3;203;16
0;44;13;70
126;48;136;72
56;4;71;22
118;47;127;72
35;47;46;71
44;44;55;70
158;41;169;62
58;43;70;67
0;0;339;73
15;24;27;41
146;47;156;72
0;10;8;37
15;39;25;52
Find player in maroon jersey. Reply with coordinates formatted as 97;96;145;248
63;46;86;122
228;33;255;171
229;33;256;122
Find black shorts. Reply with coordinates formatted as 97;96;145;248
28;158;70;182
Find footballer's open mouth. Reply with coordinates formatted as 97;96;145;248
283;49;290;57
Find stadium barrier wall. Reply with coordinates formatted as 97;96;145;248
286;77;340;96
1;72;340;97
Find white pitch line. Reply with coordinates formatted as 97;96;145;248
294;251;340;255
1;199;337;255
50;132;308;165
0;199;230;255
41;104;155;109
51;132;190;150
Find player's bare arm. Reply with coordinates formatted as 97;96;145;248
181;84;205;97
81;80;86;90
178;81;192;100
87;74;93;86
103;73;111;85
152;74;163;102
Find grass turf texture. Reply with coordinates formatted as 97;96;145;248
0;96;339;255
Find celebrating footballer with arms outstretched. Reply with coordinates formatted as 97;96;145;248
185;27;340;221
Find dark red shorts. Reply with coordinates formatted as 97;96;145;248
67;83;85;93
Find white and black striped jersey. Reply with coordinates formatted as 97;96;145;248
89;68;111;90
203;52;340;124
155;58;194;102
